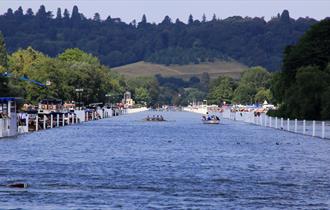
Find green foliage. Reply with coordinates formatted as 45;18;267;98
58;48;100;65
207;76;236;105
134;87;151;105
0;32;7;68
0;7;318;70
127;76;159;105
7;47;126;104
146;47;227;66
181;88;206;106
232;84;256;104
255;88;273;103
232;67;271;104
272;19;330;120
0;31;9;96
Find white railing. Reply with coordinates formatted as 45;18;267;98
183;106;208;114
125;107;149;114
220;109;330;139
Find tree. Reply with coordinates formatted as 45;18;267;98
188;14;194;24
134;87;151;104
26;8;34;16
5;8;13;16
280;10;290;23
182;88;206;105
56;8;62;19
202;13;206;23
255;88;273;103
161;16;172;25
14;7;23;16
36;5;47;18
0;32;9;96
71;5;81;22
93;13;101;22
240;67;271;89
212;14;217;21
138;14;147;28
58;48;100;64
233;67;271;104
63;9;70;20
233;83;256;104
207;76;235;104
0;32;8;69
272;19;330;119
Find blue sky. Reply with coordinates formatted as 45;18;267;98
1;0;329;23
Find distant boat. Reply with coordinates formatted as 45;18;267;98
202;115;220;124
144;116;166;122
202;119;220;124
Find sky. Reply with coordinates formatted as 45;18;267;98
0;0;329;23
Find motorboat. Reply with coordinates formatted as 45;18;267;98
202;115;220;124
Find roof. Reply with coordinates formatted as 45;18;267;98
0;97;18;102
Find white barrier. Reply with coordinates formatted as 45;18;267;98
126;107;149;114
220;110;330;140
183;106;207;114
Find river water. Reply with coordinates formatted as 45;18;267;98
0;111;330;209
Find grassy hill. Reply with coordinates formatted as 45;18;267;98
112;60;247;79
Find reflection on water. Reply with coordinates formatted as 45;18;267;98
0;111;330;209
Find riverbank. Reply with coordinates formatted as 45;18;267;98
183;105;330;140
1;107;148;139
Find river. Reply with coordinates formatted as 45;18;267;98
0;111;330;209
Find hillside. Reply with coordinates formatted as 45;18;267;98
112;60;247;79
0;6;318;70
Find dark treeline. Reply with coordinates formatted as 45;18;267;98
0;5;317;70
270;19;330;120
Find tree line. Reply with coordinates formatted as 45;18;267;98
0;5;318;71
270;19;330;120
0;29;272;107
0;33;126;105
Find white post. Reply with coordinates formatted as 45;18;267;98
280;118;283;129
269;117;272;128
57;114;59;127
294;119;297;133
36;115;39;131
50;114;53;128
312;120;316;137
43;115;46;130
322;121;325;139
62;114;65;126
287;118;290;131
275;117;278;129
25;116;29;132
303;120;306;134
265;116;267;127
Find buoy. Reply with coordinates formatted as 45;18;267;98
7;183;28;188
